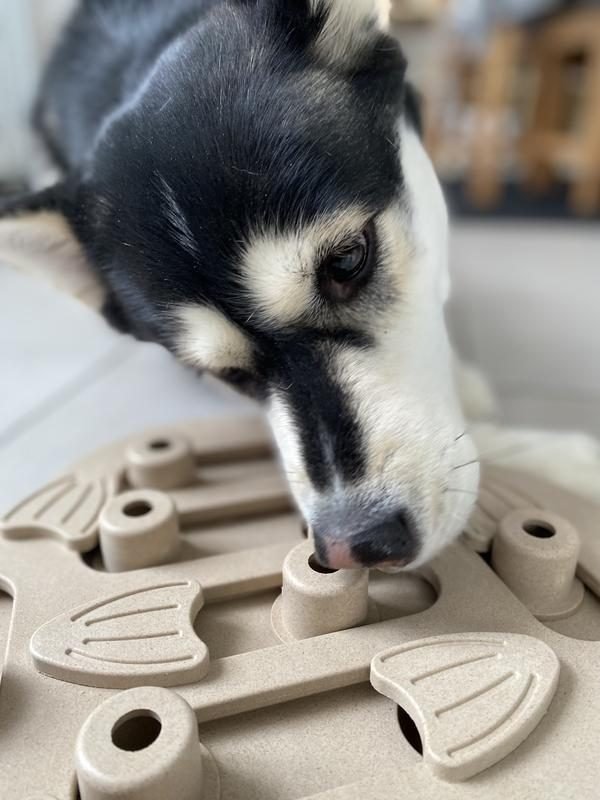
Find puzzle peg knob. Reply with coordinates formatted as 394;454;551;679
76;687;217;800
272;540;370;640
99;490;180;572
492;508;584;620
125;433;196;490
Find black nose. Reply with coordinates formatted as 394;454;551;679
312;508;420;569
350;509;419;567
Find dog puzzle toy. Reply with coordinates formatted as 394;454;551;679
1;415;600;799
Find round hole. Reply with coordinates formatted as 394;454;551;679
149;439;171;451
111;710;162;752
308;553;338;575
397;706;423;755
523;520;556;539
123;500;153;518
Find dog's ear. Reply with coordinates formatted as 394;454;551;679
313;0;391;57
291;0;391;68
0;182;106;310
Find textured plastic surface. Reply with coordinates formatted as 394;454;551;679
1;416;600;799
371;633;560;781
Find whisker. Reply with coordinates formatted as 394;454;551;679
444;488;480;497
451;459;480;472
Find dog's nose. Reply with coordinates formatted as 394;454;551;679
313;509;419;570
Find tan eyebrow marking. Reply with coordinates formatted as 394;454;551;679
173;304;253;370
240;207;370;325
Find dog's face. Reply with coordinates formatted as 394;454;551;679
0;0;478;569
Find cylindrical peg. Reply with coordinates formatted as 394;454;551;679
125;433;196;490
492;508;584;620
99;490;180;572
271;540;370;640
76;686;217;800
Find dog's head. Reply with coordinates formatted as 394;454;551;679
0;0;478;569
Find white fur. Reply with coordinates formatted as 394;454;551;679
157;175;198;258
241;231;315;325
268;393;311;512
174;304;253;371
453;357;497;422
265;123;479;566
454;362;600;505
471;422;600;505
0;211;105;309
310;0;390;66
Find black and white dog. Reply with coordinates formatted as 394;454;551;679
0;0;481;570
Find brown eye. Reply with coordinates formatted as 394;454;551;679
320;225;373;302
328;234;368;282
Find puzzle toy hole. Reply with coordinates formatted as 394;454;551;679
122;500;153;518
111;710;162;752
397;706;423;756
149;439;171;451
308;553;339;575
523;520;556;539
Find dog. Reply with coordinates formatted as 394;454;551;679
0;0;495;570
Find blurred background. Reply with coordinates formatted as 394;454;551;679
0;0;598;510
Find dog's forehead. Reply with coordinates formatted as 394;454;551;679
93;15;402;233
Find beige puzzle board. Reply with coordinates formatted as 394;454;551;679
1;415;600;799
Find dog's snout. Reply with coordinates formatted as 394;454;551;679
351;509;418;567
313;508;419;570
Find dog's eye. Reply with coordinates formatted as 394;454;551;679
219;368;265;400
320;225;373;302
328;235;367;282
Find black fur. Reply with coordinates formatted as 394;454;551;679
34;0;224;168
16;0;414;345
3;0;423;546
267;333;369;489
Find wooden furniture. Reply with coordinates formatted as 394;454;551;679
522;7;600;215
466;26;526;207
458;7;600;214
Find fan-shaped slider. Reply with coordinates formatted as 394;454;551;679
30;580;209;689
371;632;560;782
1;474;113;552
